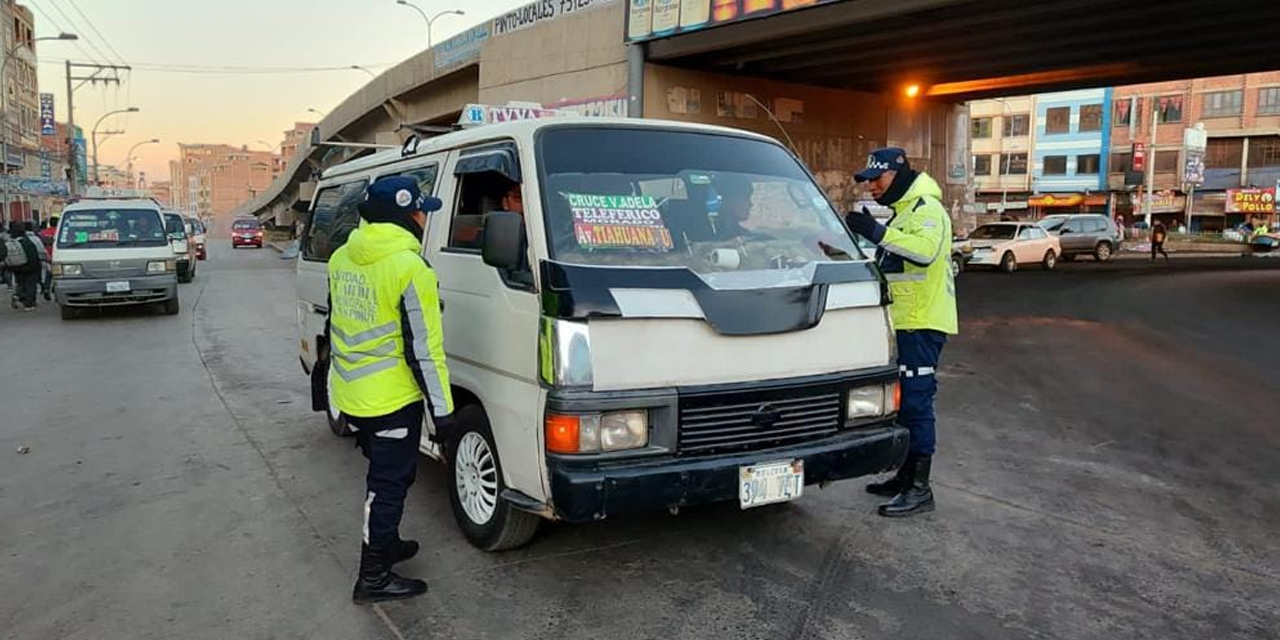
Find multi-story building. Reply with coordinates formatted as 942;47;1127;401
969;96;1034;217
279;122;315;166
148;180;172;208
1109;72;1280;231
1028;89;1111;216
2;0;42;222
169;143;276;235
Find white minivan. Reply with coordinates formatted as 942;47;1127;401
52;198;180;319
296;109;906;550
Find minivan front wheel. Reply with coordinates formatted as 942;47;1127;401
163;294;180;316
447;405;540;551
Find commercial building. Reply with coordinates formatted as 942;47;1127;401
969;96;1034;217
279;122;314;166
1;0;60;223
170;144;276;235
1109;73;1280;231
1028;88;1110;216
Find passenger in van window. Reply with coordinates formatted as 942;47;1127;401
501;182;524;216
713;178;753;239
326;176;454;604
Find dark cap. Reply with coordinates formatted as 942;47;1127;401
359;176;443;222
854;147;910;183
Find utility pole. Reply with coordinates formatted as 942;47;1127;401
64;61;131;197
1144;105;1158;227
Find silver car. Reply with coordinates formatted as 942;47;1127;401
1038;214;1123;262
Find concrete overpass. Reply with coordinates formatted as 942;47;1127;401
242;0;1280;226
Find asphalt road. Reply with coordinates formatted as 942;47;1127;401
2;245;1277;640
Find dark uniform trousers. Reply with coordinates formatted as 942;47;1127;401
897;329;947;456
349;401;424;550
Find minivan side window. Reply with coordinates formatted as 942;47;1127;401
303;180;367;262
390;165;438;197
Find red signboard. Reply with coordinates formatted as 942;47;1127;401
627;0;840;42
1225;188;1278;214
1132;142;1146;173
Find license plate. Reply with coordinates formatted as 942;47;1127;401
739;460;804;509
106;281;130;293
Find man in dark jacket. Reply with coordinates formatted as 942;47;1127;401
7;221;42;311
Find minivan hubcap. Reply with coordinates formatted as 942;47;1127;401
456;432;498;525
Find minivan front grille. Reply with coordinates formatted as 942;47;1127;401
677;385;844;455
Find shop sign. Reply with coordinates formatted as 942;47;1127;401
1028;194;1084;208
493;0;616;37
1132;141;1146;173
627;0;842;42
985;200;1028;211
1225;187;1277;214
40;93;55;136
1130;190;1183;213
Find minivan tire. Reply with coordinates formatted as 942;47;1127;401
1094;242;1113;262
447;405;540;551
1000;251;1017;273
163;295;180;316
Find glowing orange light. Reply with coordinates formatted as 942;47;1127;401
904;84;921;98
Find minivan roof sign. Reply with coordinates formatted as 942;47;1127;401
458;102;574;128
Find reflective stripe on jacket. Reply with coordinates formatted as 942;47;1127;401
328;221;453;419
875;172;959;335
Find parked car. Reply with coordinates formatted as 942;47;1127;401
1038;213;1122;262
186;216;207;260
951;236;973;276
966;222;1061;273
231;217;263;248
164;212;196;283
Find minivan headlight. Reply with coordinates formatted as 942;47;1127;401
546;410;649;454
54;263;82;276
147;260;173;273
847;382;900;422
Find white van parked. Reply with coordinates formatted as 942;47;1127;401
52;198;179;319
296;107;906;550
164;211;196;283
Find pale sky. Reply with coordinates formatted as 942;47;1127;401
33;0;527;183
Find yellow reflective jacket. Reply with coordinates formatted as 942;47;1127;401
875;172;959;335
327;221;453;419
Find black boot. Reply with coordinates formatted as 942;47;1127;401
390;538;419;565
352;544;428;604
866;457;914;497
878;455;935;518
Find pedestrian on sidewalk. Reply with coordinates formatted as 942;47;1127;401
326;176;453;604
25;222;51;301
6;221;42;311
845;148;959;518
1151;221;1170;261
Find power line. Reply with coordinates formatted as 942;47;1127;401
38;59;395;75
44;0;113;64
27;1;101;64
63;0;127;66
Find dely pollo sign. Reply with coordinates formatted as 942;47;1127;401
1225;187;1278;214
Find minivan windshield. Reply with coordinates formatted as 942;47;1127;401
537;127;863;275
233;219;260;230
57;208;168;248
970;224;1018;240
164;213;187;239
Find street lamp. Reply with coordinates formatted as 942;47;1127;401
92;106;140;184
1;32;76;219
396;1;465;50
350;65;376;79
307;108;324;117
124;138;159;188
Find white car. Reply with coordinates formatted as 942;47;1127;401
965;222;1061;273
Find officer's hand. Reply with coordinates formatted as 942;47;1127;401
845;207;886;244
429;413;455;446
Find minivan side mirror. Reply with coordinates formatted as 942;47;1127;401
482;211;526;271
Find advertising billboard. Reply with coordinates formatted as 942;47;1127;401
1225;187;1277;214
627;0;841;42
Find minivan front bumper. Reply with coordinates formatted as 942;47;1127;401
55;275;177;307
546;422;907;523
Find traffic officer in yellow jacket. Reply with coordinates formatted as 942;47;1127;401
327;176;453;603
844;148;958;518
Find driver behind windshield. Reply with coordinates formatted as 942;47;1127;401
713;178;753;239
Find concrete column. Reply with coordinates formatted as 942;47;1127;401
627;43;645;119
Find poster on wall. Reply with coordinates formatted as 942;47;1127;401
716;92;735;117
626;0;842;41
775;97;803;123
